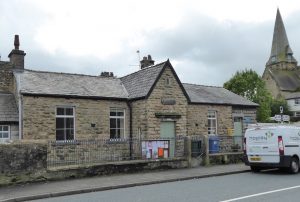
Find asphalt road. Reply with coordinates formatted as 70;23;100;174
32;170;300;202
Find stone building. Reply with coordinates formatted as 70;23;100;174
0;35;257;144
263;9;300;117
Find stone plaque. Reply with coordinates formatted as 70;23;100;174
161;98;176;105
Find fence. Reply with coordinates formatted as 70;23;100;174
190;135;205;157
47;136;186;168
46;135;243;168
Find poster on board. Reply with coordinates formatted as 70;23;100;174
142;140;169;159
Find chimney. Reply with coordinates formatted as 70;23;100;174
100;71;114;77
140;55;155;69
8;35;26;69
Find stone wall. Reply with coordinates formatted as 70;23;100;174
0;66;14;93
232;107;257;134
187;104;232;136
0;142;47;174
22;96;129;140
0;141;187;186
145;66;188;138
263;70;282;99
140;66;188;157
131;99;147;139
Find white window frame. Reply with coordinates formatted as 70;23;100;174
294;112;300;117
110;108;126;139
55;106;76;141
0;125;10;140
295;99;300;105
207;110;217;135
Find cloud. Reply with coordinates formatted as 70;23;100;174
134;13;273;86
1;1;300;87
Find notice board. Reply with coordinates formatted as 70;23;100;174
142;140;169;159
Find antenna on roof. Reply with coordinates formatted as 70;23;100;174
129;50;141;69
137;50;141;69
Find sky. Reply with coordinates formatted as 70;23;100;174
1;0;300;86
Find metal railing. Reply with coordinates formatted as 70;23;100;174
190;135;205;157
47;136;186;168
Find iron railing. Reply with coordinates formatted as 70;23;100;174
47;136;186;168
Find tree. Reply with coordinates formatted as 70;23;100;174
223;69;272;122
270;98;292;117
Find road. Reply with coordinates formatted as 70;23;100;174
32;170;300;202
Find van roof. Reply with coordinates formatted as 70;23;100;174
246;123;300;131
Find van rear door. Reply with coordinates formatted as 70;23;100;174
246;128;280;163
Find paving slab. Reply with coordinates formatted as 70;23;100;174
0;164;250;202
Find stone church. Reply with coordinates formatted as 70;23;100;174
263;9;300;117
0;35;257;144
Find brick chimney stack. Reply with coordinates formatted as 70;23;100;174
8;35;26;69
140;55;155;69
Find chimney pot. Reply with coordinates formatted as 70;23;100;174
140;54;155;69
14;35;20;50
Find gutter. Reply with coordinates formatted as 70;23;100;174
20;93;128;101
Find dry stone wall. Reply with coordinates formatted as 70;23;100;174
0;142;47;174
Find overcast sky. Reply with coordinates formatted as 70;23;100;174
1;0;300;86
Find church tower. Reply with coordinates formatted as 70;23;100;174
263;9;300;100
265;8;297;70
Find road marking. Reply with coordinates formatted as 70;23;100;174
220;185;300;202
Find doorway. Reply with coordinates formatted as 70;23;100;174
160;121;175;157
233;117;243;148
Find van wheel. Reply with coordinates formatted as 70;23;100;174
250;166;261;172
289;157;299;174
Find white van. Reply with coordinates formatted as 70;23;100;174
244;124;300;174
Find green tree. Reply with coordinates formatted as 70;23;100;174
223;69;272;122
270;98;292;117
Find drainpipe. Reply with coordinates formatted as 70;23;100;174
17;74;22;140
18;95;22;140
126;101;133;159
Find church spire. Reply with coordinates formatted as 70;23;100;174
266;8;297;67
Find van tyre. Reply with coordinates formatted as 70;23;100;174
250;166;261;172
289;157;299;174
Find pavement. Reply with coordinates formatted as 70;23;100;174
0;163;250;202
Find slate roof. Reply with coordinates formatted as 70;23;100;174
120;61;166;99
8;60;256;107
0;93;18;122
269;69;300;91
183;83;258;107
285;92;300;99
14;70;129;99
